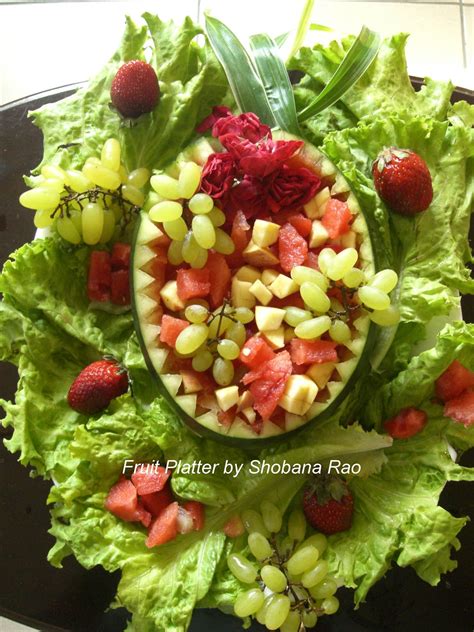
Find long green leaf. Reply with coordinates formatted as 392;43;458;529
287;0;315;60
298;26;381;122
204;15;276;127
249;33;301;135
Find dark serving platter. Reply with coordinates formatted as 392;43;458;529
0;83;473;632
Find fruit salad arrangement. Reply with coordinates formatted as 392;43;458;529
1;8;473;632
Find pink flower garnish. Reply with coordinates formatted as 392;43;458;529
196;105;232;134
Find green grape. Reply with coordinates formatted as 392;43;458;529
19;187;59;211
82;202;104;245
291;266;328;290
118;164;129;184
369;269;398;293
192;214;216;249
208;312;232;339
278;536;294;558
189;246;208;269
101;138;121;171
261;565;287;593
241;509;269;537
66;169;91;193
217;339;240;360
358;286;390;311
192;349;214;372
329;319;351;343
163;217;188;241
260;500;282;534
150;173;181;199
265;594;291;630
214;228;235;255
226;321;246;347
69;209;82;236
295;316;331;340
287;545;319;575
41;177;64;193
82;162;121;190
342;267;365;288
369;305;400;326
326;248;358;281
41;164;66;183
175;324;209;355
247;532;272;561
309;577;337;599
127;167;150;189
208;206;226;226
303;533;327;555
149;200;183;222
227;553;257;583
284;307;312;327
182;231;206;266
178;162;202;199
33;209;54;229
189;192;213;214
122;184;145;207
99;208;116;243
301;559;328;588
317;248;336;275
302;610;318;628
280;610;301;632
321;595;339;615
288;509;306;542
212;357;234;386
56;216;81;244
234;307;254;324
255;595;277;625
143;191;163;213
234;588;265;618
185;304;209;324
300;282;330;313
168;240;184;265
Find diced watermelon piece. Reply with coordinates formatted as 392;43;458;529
105;476;151;524
183;501;205;530
88;251;111;302
288;214;312;237
444;390;474;426
226;210;251;268
240;336;275;369
140;483;175;517
110;269;130;305
138;503;152;527
223;514;245;538
111;242;131;271
435;360;474;402
160;315;189;348
244;351;292;420
146;501;179;548
321;199;352;239
176;268;211;301
270;406;286;428
278;223;308;273
303;251;320;270
205;252;231;308
290;339;338;366
384;407;427;439
131;465;171;495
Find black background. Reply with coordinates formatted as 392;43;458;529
0;86;473;632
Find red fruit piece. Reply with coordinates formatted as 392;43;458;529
88;251;111;302
111;243;131;271
321;199;352;239
176;268;210;301
183;501;205;531
278;223;308;273
205;252;231;308
444;390;474;426
271;210;312;237
243;351;292;420
140;483;174;517
146;501;179;548
372;147;433;216
110;269;130;305
384;407;427;439
111;60;160;119
223;514;245;538
435;360;474;402
303;476;354;535
240;335;275;369
303;251;320;270
159;315;189;348
68;360;128;414
290;339;338;366
105;477;151;525
218;406;237;426
131;465;170;495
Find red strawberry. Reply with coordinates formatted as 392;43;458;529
303;475;354;535
110;60;160;118
67;359;128;414
372;147;433;216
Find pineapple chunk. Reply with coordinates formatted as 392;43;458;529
261;268;279;286
249;279;273;305
252;219;280;248
235;265;261;283
243;240;279;267
231;278;256;309
216;385;240;411
279;375;318;416
268;274;298;299
241;407;256;424
340;230;357;249
320;158;336;177
263;327;285;349
309;220;329;248
331;173;350;195
255;306;286;332
346;193;360;215
160;280;185;312
306;362;335;389
237;390;254;411
304;186;330;219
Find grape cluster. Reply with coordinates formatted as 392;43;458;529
227;503;340;630
146;163;234;270
19;138;149;245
